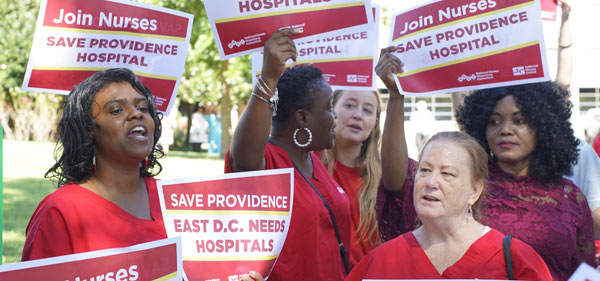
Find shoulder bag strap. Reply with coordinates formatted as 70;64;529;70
503;234;514;280
291;161;351;275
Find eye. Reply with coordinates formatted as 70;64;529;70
418;167;431;173
488;118;501;125
363;108;374;115
109;107;123;115
514;118;526;124
344;103;355;109
442;171;455;177
138;105;148;113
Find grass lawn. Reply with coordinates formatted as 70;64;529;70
1;140;224;264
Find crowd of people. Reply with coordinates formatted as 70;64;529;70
19;0;600;280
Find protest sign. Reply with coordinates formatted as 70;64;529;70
21;0;194;115
541;0;558;21
204;0;372;60
157;168;294;281
0;238;182;281
567;263;600;281
389;0;550;96
251;6;379;91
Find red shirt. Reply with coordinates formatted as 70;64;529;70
225;143;351;281
346;228;552;281
329;162;377;267
22;177;167;261
594;134;600;157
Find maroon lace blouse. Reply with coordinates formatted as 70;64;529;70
377;159;596;281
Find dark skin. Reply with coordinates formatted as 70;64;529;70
80;82;154;220
377;46;409;197
230;28;338;177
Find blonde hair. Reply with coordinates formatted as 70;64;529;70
419;131;488;220
321;90;382;245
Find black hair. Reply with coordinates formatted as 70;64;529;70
456;81;579;182
272;65;325;125
45;68;163;187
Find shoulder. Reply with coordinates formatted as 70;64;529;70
508;235;553;280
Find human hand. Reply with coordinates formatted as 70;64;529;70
261;28;300;87
558;0;571;14
241;271;264;281
375;46;404;95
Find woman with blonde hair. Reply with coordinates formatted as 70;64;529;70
319;89;383;266
320;46;408;266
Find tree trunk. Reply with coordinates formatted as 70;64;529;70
220;60;232;158
181;101;194;145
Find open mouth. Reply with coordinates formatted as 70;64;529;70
348;124;361;131
128;125;147;137
423;195;440;202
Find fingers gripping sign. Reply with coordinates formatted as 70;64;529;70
375;46;404;94
260;28;301;87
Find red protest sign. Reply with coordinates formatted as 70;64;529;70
157;169;294;281
204;0;372;59
0;238;182;281
389;0;550;96
22;0;194;115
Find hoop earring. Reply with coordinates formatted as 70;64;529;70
293;127;312;148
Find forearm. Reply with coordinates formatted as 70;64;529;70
381;91;408;195
229;83;275;172
592;208;600;240
556;4;572;88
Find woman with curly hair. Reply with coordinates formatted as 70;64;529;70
21;68;264;281
455;82;596;279
377;74;596;279
22;68;167;261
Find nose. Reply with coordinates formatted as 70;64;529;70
424;171;440;190
351;108;362;120
127;105;144;120
499;121;514;136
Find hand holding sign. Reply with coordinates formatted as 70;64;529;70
375;46;404;95
261;28;300;86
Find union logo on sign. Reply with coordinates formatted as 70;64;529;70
512;66;525;76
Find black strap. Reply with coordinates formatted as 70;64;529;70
503;235;514;280
291;161;351;275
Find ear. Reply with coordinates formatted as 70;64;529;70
468;179;485;205
294;109;308;128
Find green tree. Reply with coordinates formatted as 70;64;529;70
148;0;253;157
0;0;62;141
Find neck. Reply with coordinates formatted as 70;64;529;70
91;155;144;194
269;133;312;175
415;213;483;247
497;158;530;177
334;138;362;167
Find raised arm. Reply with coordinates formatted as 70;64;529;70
555;0;572;89
229;29;298;172
377;46;408;196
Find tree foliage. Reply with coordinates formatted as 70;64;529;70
0;0;62;141
0;0;253;151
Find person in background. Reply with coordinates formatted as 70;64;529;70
377;46;596;279
553;0;600;248
318;47;409;267
410;100;435;153
346;132;552;280
159;112;176;154
190;105;209;152
206;104;222;154
319;89;381;267
226;28;350;281
22;68;262;281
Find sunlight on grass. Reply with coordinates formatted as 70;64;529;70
2;140;225;264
